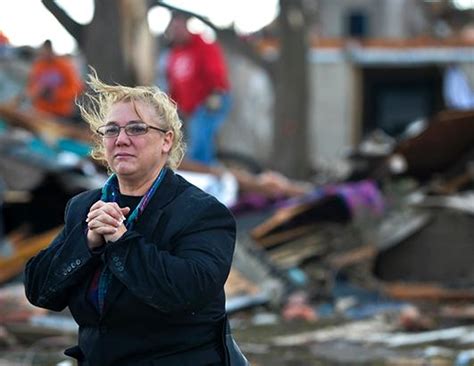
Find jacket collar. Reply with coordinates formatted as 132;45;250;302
100;169;180;319
133;168;179;239
83;169;179;240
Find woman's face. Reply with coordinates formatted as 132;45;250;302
103;100;173;180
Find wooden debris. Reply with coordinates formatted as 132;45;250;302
382;282;474;302
395;110;474;180
0;227;61;283
251;203;317;240
0;284;47;324
251;195;349;243
430;168;474;195
0;104;92;143
272;318;395;346
327;244;376;269
268;233;327;268
379;326;474;348
225;268;261;297
440;304;474;320
254;224;315;249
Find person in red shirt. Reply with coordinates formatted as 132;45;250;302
166;13;231;165
27;40;83;119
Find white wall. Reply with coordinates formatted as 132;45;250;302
217;51;274;166
308;56;357;166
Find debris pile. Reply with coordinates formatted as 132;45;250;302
1;51;474;365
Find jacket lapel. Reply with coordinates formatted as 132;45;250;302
102;169;179;317
133;168;179;241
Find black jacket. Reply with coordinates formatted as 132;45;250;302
24;170;236;365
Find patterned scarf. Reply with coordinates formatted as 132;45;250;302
89;167;167;312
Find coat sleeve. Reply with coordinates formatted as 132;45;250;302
24;197;99;311
103;196;236;313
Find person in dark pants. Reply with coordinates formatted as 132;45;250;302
24;72;236;366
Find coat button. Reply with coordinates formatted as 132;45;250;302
117;266;124;272
115;261;122;267
112;256;119;262
76;259;81;265
71;263;76;269
66;266;72;272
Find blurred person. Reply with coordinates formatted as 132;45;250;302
443;63;474;110
26;40;83;119
0;30;8;45
24;73;245;365
443;25;474;110
166;12;231;165
0;30;9;50
0;29;12;58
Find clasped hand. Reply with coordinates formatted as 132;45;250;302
86;201;130;249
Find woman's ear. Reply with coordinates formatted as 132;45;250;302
161;131;174;154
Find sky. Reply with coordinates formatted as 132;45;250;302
2;0;474;54
0;0;279;54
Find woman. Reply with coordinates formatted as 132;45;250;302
24;73;236;366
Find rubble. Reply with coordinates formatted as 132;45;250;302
1;50;474;365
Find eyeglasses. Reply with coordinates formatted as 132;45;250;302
96;122;168;138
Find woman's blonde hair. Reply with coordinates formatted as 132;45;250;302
78;70;185;170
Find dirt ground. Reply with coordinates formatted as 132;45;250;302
0;315;470;366
232;315;464;366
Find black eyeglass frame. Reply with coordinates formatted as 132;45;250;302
96;121;168;137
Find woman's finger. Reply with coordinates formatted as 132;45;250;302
87;204;124;223
100;203;126;221
89;200;106;211
92;226;118;235
110;202;127;218
88;214;122;228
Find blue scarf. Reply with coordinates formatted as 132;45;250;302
90;168;167;312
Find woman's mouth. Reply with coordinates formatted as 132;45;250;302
115;153;134;159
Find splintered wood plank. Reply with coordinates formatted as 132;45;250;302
0;104;92;143
267;233;327;268
250;203;315;240
0;227;61;283
327;244;376;269
224;268;261;297
382;282;474;301
254;224;316;249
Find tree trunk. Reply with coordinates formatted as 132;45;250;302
43;0;154;85
273;0;311;179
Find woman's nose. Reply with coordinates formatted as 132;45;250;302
115;128;130;144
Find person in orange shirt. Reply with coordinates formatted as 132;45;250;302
0;30;12;58
0;30;9;45
27;40;83;119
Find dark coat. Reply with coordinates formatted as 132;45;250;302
24;169;236;366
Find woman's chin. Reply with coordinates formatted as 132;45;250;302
113;163;137;176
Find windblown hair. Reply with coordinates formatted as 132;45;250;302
78;70;185;170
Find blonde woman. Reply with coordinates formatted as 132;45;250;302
24;73;236;366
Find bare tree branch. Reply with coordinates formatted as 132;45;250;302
42;0;85;44
218;28;275;78
154;1;274;76
154;1;217;30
